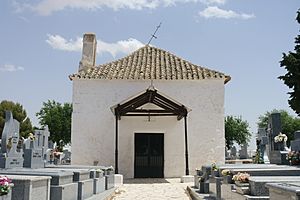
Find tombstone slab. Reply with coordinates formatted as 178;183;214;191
0;111;24;168
249;176;300;196
266;182;300;200
7;175;51;200
291;131;300;151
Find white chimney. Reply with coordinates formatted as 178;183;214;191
79;33;97;71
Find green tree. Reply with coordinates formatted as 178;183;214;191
225;116;251;149
279;9;300;116
0;100;33;138
257;109;300;145
36;100;72;147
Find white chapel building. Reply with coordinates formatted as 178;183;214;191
69;33;230;178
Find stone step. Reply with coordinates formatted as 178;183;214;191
244;195;269;200
235;186;250;195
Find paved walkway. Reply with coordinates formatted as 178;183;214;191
111;178;192;200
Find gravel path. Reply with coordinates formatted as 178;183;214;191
111;178;192;200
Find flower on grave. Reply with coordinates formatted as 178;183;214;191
0;176;13;196
221;169;232;176
274;132;288;143
107;166;114;171
53;148;62;159
198;176;204;182
232;172;250;183
96;169;103;173
286;151;300;161
211;162;218;171
28;133;35;141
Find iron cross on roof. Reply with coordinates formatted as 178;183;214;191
147;22;162;45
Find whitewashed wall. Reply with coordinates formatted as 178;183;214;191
71;79;225;178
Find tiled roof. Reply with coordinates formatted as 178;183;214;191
69;45;230;83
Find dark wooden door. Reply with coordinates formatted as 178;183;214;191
134;133;164;178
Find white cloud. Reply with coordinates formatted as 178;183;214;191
14;0;201;15
200;0;225;5
199;6;255;19
0;64;24;72
97;38;144;57
46;34;82;52
46;34;144;57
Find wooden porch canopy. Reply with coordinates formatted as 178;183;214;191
112;87;189;120
111;87;191;175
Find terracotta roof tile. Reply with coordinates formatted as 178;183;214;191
69;45;230;83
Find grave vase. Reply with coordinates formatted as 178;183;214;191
223;175;233;184
212;170;219;177
0;190;12;200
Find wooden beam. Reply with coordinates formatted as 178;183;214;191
117;91;149;111
123;113;177;116
130;109;174;113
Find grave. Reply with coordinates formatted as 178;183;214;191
7;175;51;200
90;169;105;194
266;182;300;200
0;111;24;168
249;176;300;196
23;129;45;168
267;113;289;165
38;168;94;200
230;146;237;159
239;143;248;159
61;149;71;164
197;165;211;194
215;164;300;199
45;165;117;197
0;169;78;200
291;130;300;151
0;112;118;200
257;128;269;163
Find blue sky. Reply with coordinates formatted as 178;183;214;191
0;0;299;149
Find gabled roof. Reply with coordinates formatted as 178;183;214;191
111;87;190;120
69;45;230;83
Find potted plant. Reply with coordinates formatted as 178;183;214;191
0;176;13;200
287;151;300;165
221;169;233;184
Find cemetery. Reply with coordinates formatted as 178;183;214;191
1;33;300;200
0;111;122;200
189;112;300;200
2;85;300;200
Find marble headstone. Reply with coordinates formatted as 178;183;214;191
257;128;269;163
0;111;24;168
268;113;282;151
267;113;289;165
23;129;45;168
239;144;248;159
291;131;300;151
230;146;237;159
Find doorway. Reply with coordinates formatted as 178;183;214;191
134;133;164;178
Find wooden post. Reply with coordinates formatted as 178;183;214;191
184;116;189;175
115;115;119;174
